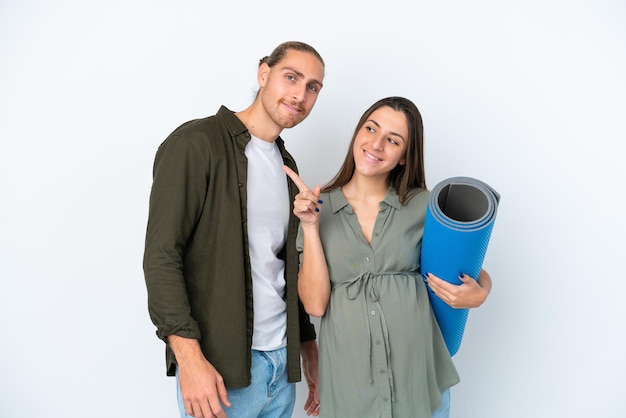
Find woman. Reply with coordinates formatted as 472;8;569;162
284;96;491;417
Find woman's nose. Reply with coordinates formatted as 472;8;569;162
371;135;385;150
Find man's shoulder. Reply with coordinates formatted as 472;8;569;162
170;107;229;137
159;106;240;149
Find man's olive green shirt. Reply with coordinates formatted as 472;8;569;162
143;106;316;387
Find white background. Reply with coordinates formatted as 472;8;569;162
1;1;625;417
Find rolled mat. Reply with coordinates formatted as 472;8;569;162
420;176;500;356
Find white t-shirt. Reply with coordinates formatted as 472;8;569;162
245;135;289;350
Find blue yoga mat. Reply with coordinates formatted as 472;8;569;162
420;176;500;356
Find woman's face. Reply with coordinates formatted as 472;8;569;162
352;106;409;180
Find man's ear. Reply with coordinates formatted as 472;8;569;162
257;63;270;87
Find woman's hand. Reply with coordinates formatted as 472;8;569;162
424;269;492;309
282;166;323;226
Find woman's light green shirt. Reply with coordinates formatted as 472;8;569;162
298;187;459;418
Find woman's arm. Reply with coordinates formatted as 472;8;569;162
298;222;331;317
283;166;331;317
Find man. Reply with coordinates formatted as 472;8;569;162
143;41;325;418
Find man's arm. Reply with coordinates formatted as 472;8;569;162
144;133;228;417
143;134;208;342
168;335;230;418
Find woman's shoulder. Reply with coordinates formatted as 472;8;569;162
403;188;430;211
388;187;430;206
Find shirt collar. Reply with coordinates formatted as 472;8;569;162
327;187;402;214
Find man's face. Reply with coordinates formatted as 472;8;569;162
258;50;325;129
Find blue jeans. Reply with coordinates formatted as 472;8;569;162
176;347;295;418
432;388;451;418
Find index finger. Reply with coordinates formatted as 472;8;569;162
282;165;310;193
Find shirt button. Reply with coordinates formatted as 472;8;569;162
380;369;386;374
365;256;370;262
375;340;381;345
238;182;243;187
371;310;376;316
383;396;389;402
